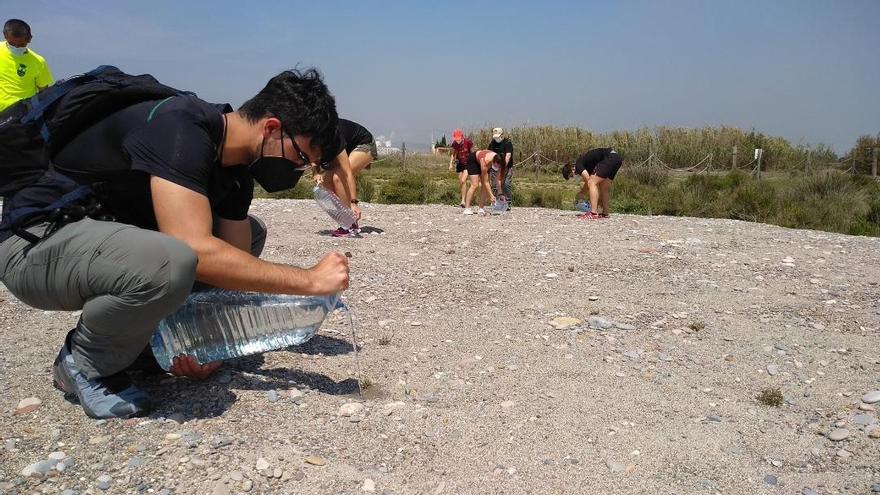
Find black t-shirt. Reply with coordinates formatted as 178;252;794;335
0;95;252;241
487;138;514;168
575;147;616;175
337;119;373;155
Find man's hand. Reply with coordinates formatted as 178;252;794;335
170;355;221;380
351;203;362;221
307;252;350;295
313;174;324;186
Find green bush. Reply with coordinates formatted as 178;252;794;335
620;166;669;188
355;174;375;203
377;173;434;204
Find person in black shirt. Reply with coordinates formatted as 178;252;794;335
0;68;350;419
562;147;623;219
315;118;377;236
487;127;514;207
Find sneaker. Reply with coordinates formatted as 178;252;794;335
577;212;601;220
477;208;486;215
598;213;610;219
459;203;465;208
330;226;359;238
463;208;474;215
52;332;151;419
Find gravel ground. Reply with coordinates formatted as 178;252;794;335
1;199;879;495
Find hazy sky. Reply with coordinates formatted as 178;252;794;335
8;0;879;152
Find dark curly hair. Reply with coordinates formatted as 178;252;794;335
239;68;339;163
562;162;575;180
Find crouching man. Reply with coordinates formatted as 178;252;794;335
0;68;349;418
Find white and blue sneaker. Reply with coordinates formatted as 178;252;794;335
52;333;151;419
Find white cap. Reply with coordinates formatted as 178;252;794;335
492;127;504;139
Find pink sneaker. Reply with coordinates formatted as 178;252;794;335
577;212;601;220
330;225;359;237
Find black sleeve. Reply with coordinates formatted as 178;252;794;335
213;167;254;221
575;154;588;175
504;141;513;156
123;111;217;196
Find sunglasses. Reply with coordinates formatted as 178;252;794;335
282;126;334;172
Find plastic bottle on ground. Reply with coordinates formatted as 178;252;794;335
314;186;357;229
150;289;343;370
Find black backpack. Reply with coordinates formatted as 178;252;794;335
0;65;190;198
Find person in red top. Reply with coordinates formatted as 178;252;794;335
448;128;473;208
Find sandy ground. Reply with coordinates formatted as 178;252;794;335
1;199;879;495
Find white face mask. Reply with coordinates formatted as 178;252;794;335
494;136;503;143
7;43;27;56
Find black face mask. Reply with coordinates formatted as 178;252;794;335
249;136;306;192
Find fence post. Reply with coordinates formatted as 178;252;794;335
534;153;539;184
401;142;406;170
850;155;856;175
756;149;763;180
732;145;738;170
806;151;811;173
873;147;878;178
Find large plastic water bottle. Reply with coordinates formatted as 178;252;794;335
314;186;357;228
150;289;343;371
575;200;591;213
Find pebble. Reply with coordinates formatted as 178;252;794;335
165;433;182;441
305;455;327;466
802;488;818;495
14;397;41;415
707;415;722;422
549;317;581;330
267;390;279;402
544;273;558;278
828;428;850;441
338;402;365;417
289;389;305;400
242;479;253;492
614;323;635;331
96;474;112;491
381;401;406;416
872;483;880;493
867;426;880;439
588;295;599;301
61;490;77;495
255;457;270;471
854;414;876;426
363;478;376;492
500;400;516;409
836;449;852;458
127;456;146;469
764;474;778;485
588;317;614;330
605;459;625;473
862;391;880;404
228;470;244;481
766;364;779;376
48;451;67;461
21;460;55;478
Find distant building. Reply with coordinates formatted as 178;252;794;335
374;135;400;156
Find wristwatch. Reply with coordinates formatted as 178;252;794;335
351;199;359;204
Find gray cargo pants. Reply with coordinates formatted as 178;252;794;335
0;216;266;379
489;167;514;203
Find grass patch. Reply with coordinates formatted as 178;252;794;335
757;388;784;407
253;153;880;237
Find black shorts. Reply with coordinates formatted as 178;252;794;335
465;153;481;176
455;160;468;173
595;154;622;180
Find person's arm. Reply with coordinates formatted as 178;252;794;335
449;146;456;170
335;151;362;220
150;176;349;295
575;170;590;201
35;61;54;90
214;217;251;252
